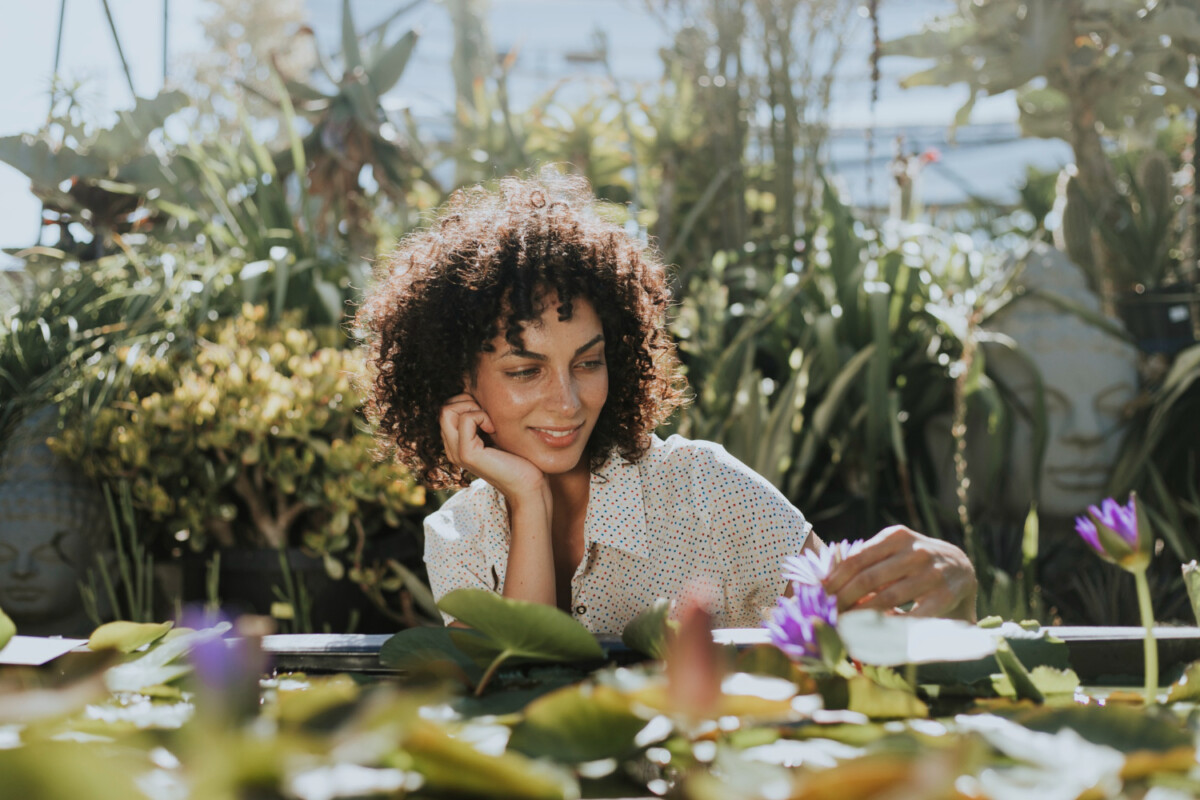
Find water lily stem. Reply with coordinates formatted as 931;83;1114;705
1133;568;1158;705
475;650;512;697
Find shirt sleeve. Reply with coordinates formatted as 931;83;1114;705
684;439;811;627
423;495;502;626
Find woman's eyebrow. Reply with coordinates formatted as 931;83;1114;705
501;334;605;360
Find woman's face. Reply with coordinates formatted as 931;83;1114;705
469;293;609;475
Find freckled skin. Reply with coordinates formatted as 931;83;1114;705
469;296;609;479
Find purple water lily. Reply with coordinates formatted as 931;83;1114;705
765;583;839;662
1073;493;1159;704
1074;494;1142;562
781;539;865;586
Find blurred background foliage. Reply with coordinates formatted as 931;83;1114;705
1;0;1198;630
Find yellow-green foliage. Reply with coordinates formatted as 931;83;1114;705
52;304;423;555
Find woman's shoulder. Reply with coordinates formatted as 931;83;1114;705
636;433;751;480
423;478;503;543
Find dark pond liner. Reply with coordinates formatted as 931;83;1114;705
260;626;1200;686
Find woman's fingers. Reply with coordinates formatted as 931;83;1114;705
440;395;492;467
823;526;974;618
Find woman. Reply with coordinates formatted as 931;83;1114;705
357;173;976;634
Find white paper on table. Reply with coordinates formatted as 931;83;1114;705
0;636;88;666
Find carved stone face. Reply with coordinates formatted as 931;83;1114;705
0;508;95;624
987;322;1138;517
924;245;1140;520
0;407;109;635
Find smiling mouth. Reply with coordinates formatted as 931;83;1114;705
531;426;580;438
530;424;585;448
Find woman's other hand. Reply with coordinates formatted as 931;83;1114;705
439;393;547;499
822;526;977;621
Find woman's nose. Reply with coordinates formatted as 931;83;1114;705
547;370;581;413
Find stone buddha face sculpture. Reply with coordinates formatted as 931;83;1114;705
928;245;1140;519
0;408;110;637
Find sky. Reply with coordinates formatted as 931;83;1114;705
0;0;1068;256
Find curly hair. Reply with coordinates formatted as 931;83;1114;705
357;172;687;489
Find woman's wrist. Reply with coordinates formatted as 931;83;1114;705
503;477;552;516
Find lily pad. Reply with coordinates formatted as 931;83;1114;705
403;720;577;800
918;623;1070;685
992;666;1080;700
621;598;677;659
88;621;174;653
379;626;485;686
104;622;231;693
838;610;997;666
0;605;13;650
1165;659;1200;703
508;683;648;762
273;675;361;725
845;674;929;720
992;639;1044;703
1014;704;1193;753
438;589;604;663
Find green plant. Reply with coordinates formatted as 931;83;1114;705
50;304;425;565
0;89;188;257
886;0;1200;295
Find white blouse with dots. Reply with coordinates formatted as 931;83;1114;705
423;434;812;635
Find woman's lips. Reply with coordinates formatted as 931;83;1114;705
530;424;583;448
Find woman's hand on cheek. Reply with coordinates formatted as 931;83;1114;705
821;526;977;622
440;394;547;500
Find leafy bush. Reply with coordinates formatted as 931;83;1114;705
50;304;424;564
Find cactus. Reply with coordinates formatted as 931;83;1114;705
1137;150;1172;223
1059;173;1098;287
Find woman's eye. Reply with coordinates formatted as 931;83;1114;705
577;359;605;370
505;368;539;379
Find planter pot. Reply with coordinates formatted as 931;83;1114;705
1116;286;1200;355
182;532;423;634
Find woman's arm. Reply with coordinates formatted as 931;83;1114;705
439;393;557;607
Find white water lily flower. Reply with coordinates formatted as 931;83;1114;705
782;539;864;586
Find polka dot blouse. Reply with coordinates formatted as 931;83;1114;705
423;434;812;634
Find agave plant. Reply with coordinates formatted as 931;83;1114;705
0;89;188;257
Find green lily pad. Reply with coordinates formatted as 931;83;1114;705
1166;660;1200;703
0;742;145;800
0;605;14;651
736;644;802;681
273;674;361;725
1015;704;1192;753
992;666;1080;700
379;626;485;686
621;598;677;659
403;720;578;800
508;683;649;762
846;674;928;720
88;620;174;653
992;638;1044;703
438;589;604;663
104;622;231;693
